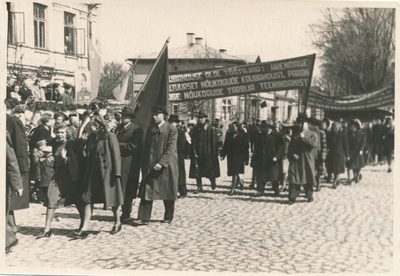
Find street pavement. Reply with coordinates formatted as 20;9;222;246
4;160;394;274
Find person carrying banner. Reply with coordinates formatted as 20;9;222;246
136;105;178;225
189;111;220;193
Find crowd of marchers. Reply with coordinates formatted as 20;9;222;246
5;94;394;254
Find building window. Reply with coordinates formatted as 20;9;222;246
64;12;75;55
34;3;46;48
172;103;179;115
222;99;232;120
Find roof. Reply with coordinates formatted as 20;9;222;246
235;55;261;64
129;43;246;63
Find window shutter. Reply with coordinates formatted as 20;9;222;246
75;28;85;56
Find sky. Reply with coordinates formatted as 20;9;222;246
98;0;396;75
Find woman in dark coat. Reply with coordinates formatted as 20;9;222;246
346;119;366;184
220;122;249;195
36;124;80;238
326;122;349;188
77;116;124;237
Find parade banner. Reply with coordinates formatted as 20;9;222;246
308;86;394;111
169;54;315;102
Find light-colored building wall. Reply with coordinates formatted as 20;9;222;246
6;2;99;85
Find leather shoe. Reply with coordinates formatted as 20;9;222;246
135;220;149;226
193;188;203;194
110;224;122;234
36;230;52;239
161;220;172;224
211;183;217;190
255;191;263;197
288;201;295;205
5;239;18;254
120;216;131;224
73;230;88;239
307;197;314;203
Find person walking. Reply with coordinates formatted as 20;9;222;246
326;122;349;189
309;117;327;192
346;119;366;184
78;116;124;237
287;117;319;204
136;106;178;225
6;113;30;236
6;131;23;253
115;107;143;223
36;124;81;238
255;119;283;196
189;111;220;193
250;120;265;190
169;114;188;198
220;121;249;195
381;117;394;173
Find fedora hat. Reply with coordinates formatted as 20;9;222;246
281;119;297;128
196;111;208;118
121;107;136;118
152;105;168;115
168;114;180;123
307;117;321;126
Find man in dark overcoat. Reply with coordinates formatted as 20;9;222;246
6;113;30;234
169;114;187;198
116;107;143;222
189;111;220;193
6;131;23;253
287;118;319;204
250;120;264;190
136;106;179;224
255;119;283;196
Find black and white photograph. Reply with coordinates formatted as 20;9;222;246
1;0;397;275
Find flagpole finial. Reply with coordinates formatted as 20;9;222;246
166;37;171;43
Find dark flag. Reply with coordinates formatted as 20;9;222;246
130;39;169;140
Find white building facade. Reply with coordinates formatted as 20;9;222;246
6;2;100;86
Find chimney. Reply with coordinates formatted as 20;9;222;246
219;49;227;53
186;33;195;47
195;37;203;46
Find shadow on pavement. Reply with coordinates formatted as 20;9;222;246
226;196;290;204
55;212;115;222
17;226;100;238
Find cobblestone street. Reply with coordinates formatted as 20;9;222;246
4;160;394;274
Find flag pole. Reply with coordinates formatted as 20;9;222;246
129;37;170;108
299;53;316;131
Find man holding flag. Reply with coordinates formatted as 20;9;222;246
127;39;179;224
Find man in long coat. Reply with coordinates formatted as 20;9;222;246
6;113;30;234
189;111;220;193
116;107;143;222
287;118;319;204
255;119;283;196
136;106;178;224
6;131;23;253
169;114;187;198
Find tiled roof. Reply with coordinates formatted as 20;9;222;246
132;43;245;62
